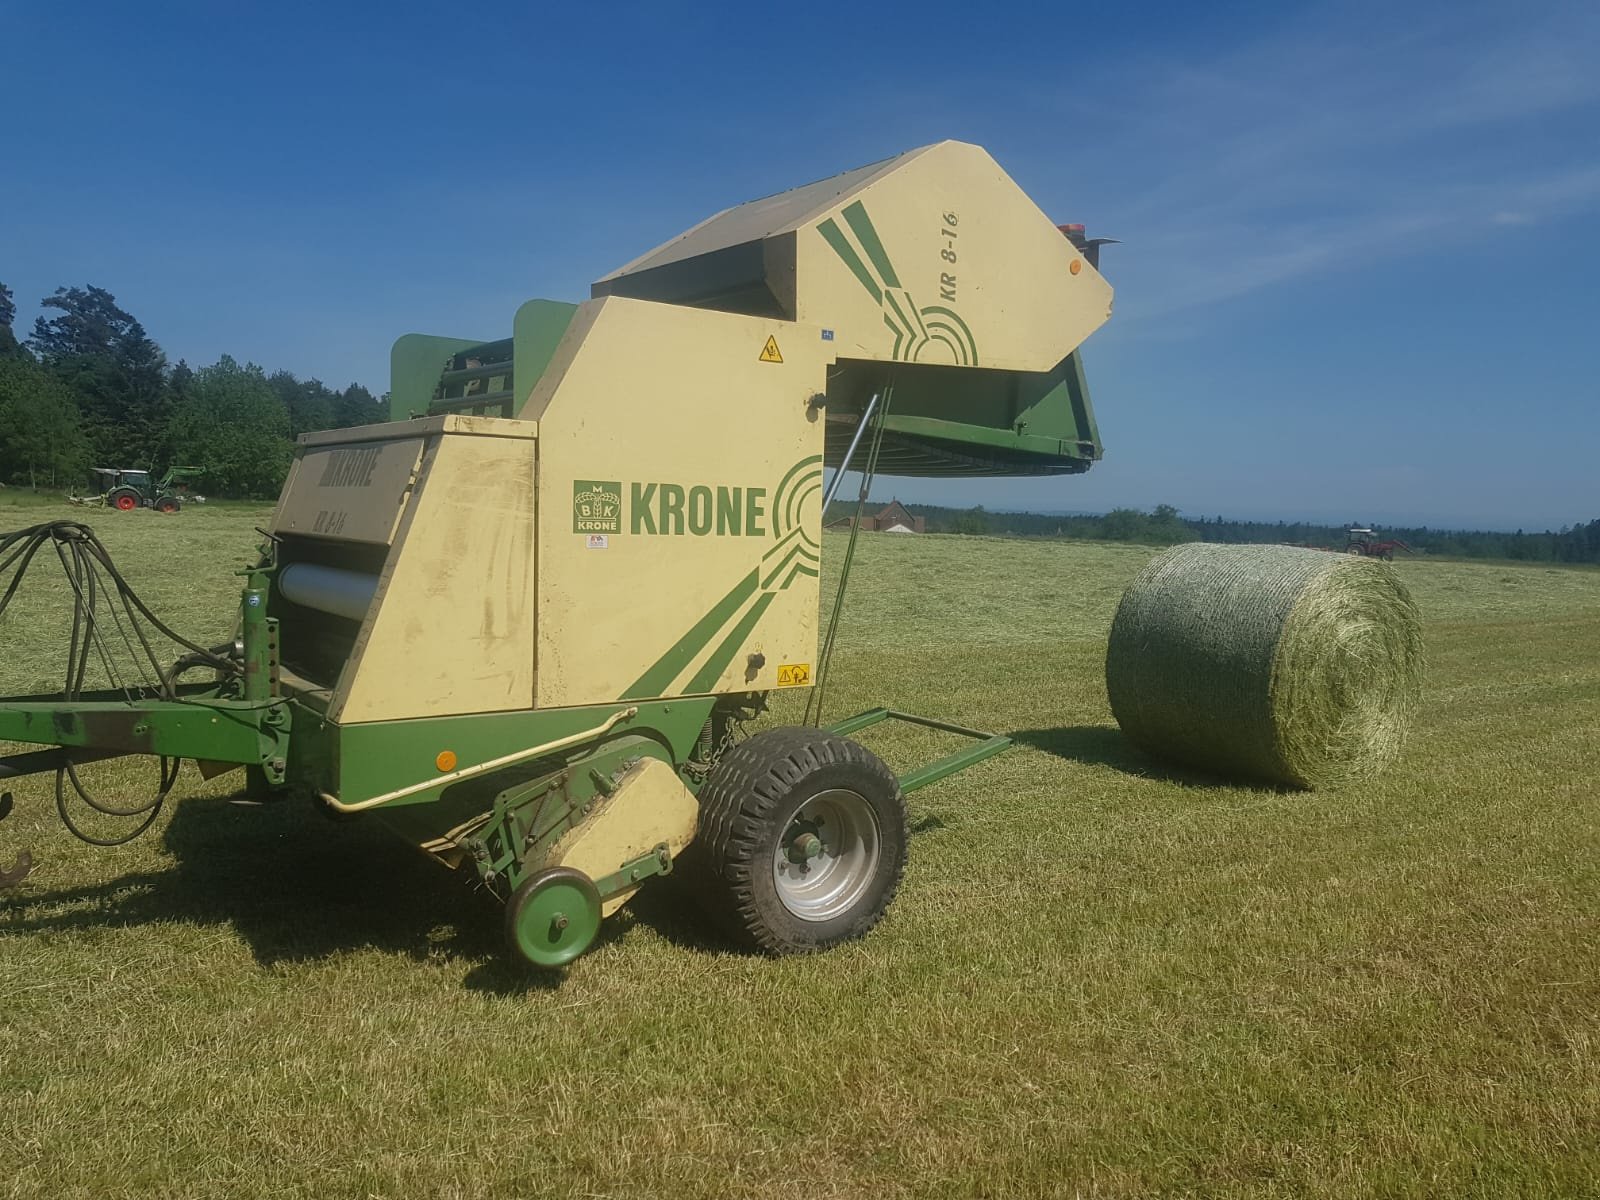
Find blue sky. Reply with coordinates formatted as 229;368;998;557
3;0;1596;530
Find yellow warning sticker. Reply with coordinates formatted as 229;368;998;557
758;335;784;364
776;662;811;687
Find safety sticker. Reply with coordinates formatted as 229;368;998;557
758;335;784;363
586;534;609;549
776;662;811;687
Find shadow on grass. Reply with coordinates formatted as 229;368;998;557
0;796;581;989
457;877;739;994
2;778;968;992
1009;724;1296;793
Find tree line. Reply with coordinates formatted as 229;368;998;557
6;283;1593;565
0;282;384;496
828;502;1600;566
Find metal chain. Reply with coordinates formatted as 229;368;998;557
682;711;753;781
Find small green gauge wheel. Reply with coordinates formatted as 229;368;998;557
505;866;603;968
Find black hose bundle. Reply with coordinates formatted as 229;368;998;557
0;520;239;844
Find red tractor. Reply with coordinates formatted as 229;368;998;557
1346;527;1410;561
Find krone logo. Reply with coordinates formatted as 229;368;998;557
573;480;622;534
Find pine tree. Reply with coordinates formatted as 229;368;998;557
28;285;168;464
0;282;19;358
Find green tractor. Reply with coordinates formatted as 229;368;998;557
88;466;204;513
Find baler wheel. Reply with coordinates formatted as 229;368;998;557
108;489;140;512
693;726;907;954
505;865;603;968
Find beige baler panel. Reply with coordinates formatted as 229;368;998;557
549;757;699;917
597;140;1113;374
528;295;829;709
336;429;539;722
795;141;1113;372
271;437;424;546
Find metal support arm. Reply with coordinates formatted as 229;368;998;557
827;707;1012;794
0;695;289;768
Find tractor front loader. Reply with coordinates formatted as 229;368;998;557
80;465;204;512
1;141;1113;967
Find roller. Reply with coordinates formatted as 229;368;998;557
278;563;378;622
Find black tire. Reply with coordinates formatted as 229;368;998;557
108;487;142;512
694;726;907;954
154;495;180;514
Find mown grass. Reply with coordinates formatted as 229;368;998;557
2;499;1597;1198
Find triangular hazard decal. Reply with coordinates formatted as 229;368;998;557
758;335;783;364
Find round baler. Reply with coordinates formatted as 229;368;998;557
0;142;1113;967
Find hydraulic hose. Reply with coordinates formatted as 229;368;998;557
0;520;241;850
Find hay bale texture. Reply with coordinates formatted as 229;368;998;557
1105;543;1423;788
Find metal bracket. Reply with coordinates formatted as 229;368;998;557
592;842;673;901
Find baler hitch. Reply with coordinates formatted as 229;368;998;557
0;520;278;874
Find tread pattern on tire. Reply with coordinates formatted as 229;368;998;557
694;726;907;954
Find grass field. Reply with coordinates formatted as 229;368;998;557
2;498;1597;1198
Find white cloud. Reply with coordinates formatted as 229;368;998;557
1059;1;1600;321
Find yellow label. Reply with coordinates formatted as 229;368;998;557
776;662;811;687
758;335;784;364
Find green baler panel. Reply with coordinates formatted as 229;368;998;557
389;299;577;423
823;351;1102;477
390;334;484;422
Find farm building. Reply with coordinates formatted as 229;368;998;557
826;499;926;534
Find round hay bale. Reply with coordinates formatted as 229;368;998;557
1105;543;1423;788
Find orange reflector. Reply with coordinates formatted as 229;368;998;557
1070;259;1082;275
435;750;458;772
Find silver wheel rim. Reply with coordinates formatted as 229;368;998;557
772;788;881;922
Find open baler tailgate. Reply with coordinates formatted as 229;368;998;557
414;141;1110;478
594;139;1110;478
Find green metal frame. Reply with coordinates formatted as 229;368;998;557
0;691;286;766
821;351;1102;478
827;708;1012;793
387;299;577;422
333;697;712;813
389;334;484;421
593;843;673;900
451;733;689;894
0;562;292;783
0;515;1013;922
